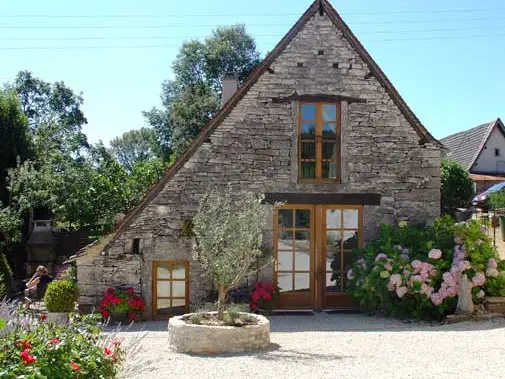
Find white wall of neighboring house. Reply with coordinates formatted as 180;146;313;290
472;125;505;174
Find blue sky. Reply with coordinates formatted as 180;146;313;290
1;0;504;144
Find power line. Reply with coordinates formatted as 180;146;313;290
1;32;505;51
3;15;505;29
3;24;505;41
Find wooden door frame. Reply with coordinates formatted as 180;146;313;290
152;261;190;319
273;204;316;309
273;204;363;310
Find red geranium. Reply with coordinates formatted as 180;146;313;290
19;350;36;364
39;313;47;321
48;337;60;344
15;340;31;351
70;361;80;371
98;287;145;320
104;347;112;356
249;281;280;312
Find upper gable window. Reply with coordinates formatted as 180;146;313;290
298;102;341;182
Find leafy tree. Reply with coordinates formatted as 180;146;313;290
144;24;261;158
441;160;474;214
10;71;88;159
109;127;160;172
192;188;267;320
0;91;32;204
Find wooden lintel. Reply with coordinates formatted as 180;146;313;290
271;93;367;104
264;193;381;205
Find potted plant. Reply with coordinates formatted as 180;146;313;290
43;280;78;323
98;287;145;323
249;281;280;315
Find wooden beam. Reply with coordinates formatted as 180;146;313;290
264;193;381;205
271;93;366;104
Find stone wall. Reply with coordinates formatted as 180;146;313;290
76;12;441;317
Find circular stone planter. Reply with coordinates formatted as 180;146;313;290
168;312;270;354
485;296;505;314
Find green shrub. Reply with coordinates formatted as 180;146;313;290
44;280;78;312
0;254;12;298
441;160;474;214
488;191;505;210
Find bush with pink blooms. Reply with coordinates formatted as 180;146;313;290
347;216;505;320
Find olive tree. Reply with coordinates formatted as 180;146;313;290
192;188;267;320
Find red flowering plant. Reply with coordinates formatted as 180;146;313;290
98;287;145;321
249;281;280;312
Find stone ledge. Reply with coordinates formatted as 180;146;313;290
168;312;270;354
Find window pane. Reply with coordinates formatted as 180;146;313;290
343;209;359;228
295;210;310;228
172;263;186;279
322;162;337;179
322;104;336;121
278;230;294;250
172;299;186;316
322;123;336;137
295;231;311;251
157;281;171;297
301;104;315;120
326;209;341;228
326;273;339;292
326;231;341;253
157;298;171;315
301;162;316;178
301;123;316;138
322;142;337;160
172;281;185;298
156;264;171;279
278;209;293;228
343;251;354;271
294;273;310;292
294;251;310;271
301;142;315;159
278;272;293;292
343;231;359;250
278;251;293;271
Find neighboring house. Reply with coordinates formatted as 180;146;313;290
70;0;443;319
441;118;505;193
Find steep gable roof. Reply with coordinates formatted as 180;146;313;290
441;118;502;170
69;0;441;262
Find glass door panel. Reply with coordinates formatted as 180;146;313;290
153;261;189;319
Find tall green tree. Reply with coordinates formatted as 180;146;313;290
144;24;261;158
440;160;474;214
0;91;32;204
109;127;160;172
11;71;88;159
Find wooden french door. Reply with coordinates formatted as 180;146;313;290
273;204;363;310
152;261;189;319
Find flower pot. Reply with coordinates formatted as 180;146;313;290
46;312;68;324
109;312;129;323
485;297;505;314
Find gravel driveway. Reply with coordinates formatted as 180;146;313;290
116;313;505;379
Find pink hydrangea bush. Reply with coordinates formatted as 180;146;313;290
347;216;505;320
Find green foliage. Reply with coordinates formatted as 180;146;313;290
488;191;505;210
0;313;123;378
180;219;195;237
44;280;78;312
0;254;13;298
192;188;267;320
144;24;261;158
0;91;32;204
441;160;474;214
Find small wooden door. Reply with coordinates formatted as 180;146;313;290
273;204;363;310
152;261;189;319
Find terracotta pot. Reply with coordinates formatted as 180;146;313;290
485;297;505;314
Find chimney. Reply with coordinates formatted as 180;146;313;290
221;72;239;106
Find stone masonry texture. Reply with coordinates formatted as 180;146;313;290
77;12;442;318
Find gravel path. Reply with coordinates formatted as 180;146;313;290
116;313;505;379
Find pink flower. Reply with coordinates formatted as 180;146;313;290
430;293;443;306
410;275;423;283
347;269;355;280
403;269;410;276
389;274;403;287
375;253;388;262
458;261;472;272
487;259;498;269
411;260;422;270
472;272;486;287
387;282;395;291
420;283;434;297
428;249;442;260
480;225;487;234
447;286;458;297
443;272;456;286
486;268;499;278
384;263;393;271
396;286;408;298
438;288;448;300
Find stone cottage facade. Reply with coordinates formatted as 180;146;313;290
74;0;443;319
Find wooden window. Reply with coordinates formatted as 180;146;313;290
298;102;341;182
152;261;189;319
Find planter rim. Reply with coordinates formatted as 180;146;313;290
173;311;269;329
485;296;505;303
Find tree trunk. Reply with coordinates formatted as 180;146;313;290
217;285;227;321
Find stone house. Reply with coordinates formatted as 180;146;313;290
72;0;443;319
441;118;505;193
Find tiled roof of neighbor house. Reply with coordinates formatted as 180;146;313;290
69;0;442;262
440;120;497;170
